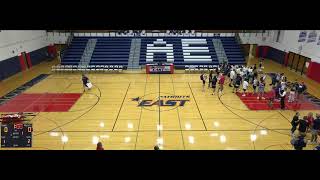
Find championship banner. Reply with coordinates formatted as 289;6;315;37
146;64;174;74
298;31;307;42
317;36;320;45
307;31;317;43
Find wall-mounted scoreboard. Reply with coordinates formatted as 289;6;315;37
1;123;32;148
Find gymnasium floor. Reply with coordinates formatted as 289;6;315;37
1;57;320;150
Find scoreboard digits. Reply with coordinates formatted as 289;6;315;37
1;123;32;148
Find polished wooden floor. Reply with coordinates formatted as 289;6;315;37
1;57;320;150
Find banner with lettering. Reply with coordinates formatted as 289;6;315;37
307;31;317;43
298;31;307;42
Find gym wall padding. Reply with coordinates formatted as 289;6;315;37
265;47;286;64
0;46;49;81
0;56;21;81
29;46;49;66
256;46;286;65
307;61;320;83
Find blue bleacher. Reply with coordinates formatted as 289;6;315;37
61;37;88;65
61;36;245;67
90;38;131;66
139;37;218;68
219;37;245;64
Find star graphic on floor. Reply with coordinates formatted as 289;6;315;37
132;97;140;101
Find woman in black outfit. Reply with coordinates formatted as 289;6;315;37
211;75;218;95
291;112;300;136
298;116;309;136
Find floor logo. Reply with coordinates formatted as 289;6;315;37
132;93;190;112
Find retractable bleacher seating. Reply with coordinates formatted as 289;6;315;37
59;36;245;73
61;37;88;65
219;37;245;65
90;37;131;66
139;37;219;69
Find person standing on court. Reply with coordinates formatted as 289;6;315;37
233;74;242;93
218;73;225;95
291;134;307;150
288;86;296;103
96;142;104;150
200;72;207;92
242;78;249;97
298;116;309;137
154;145;160;150
279;88;287;110
208;71;213;88
257;80;265;100
306;112;314;129
252;77;258;94
211;75;218;95
229;68;236;87
297;82;307;101
310;114;320;144
291;112;300;136
82;74;90;92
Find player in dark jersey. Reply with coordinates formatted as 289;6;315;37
211;75;218;95
82;74;89;92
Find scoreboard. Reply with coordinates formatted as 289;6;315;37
1;123;32;148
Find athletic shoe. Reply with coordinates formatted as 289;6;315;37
242;94;246;97
262;97;265;100
257;97;259;99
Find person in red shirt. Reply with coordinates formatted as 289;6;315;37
96;142;104;150
218;73;225;95
307;112;314;128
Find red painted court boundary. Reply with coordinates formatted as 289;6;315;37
236;92;320;111
0;93;82;112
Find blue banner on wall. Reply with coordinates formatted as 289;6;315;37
317;36;320;45
298;31;307;42
307;31;317;43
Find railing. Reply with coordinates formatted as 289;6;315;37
72;32;237;37
59;32;74;62
235;33;242;44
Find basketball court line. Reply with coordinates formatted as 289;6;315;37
3;64;319;149
217;93;291;137
171;74;186;150
32;129;292;133
188;82;207;130
111;83;131;131
134;75;148;150
33;84;102;137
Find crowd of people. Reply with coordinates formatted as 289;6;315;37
199;60;320;150
200;60;308;110
290;112;320;150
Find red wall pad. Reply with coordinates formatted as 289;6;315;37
263;46;268;58
307;61;320;83
26;53;32;68
256;46;259;58
18;55;27;71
